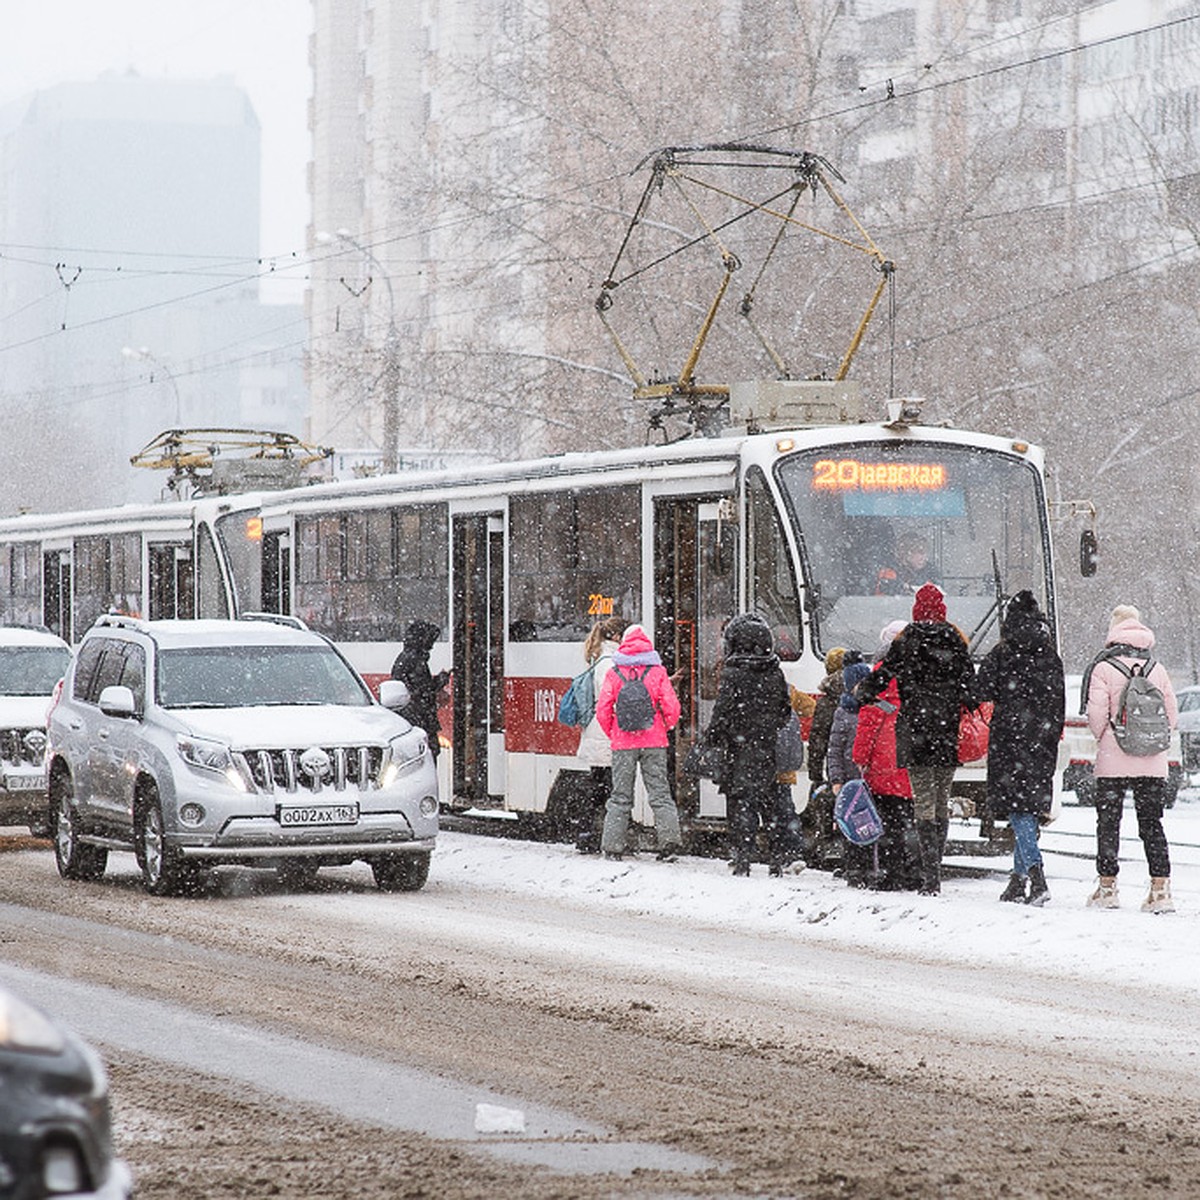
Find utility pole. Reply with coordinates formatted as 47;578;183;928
317;229;400;473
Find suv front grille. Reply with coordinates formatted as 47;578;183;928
0;728;45;767
239;746;385;794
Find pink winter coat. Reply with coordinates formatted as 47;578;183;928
1086;617;1178;778
595;625;681;750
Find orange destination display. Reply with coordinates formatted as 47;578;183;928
811;459;948;492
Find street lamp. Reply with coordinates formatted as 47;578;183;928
121;346;182;427
315;229;400;474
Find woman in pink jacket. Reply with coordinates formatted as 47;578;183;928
1084;605;1178;912
595;624;683;861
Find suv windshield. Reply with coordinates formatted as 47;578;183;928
0;646;70;695
157;645;372;709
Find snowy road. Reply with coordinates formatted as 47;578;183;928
2;800;1200;1198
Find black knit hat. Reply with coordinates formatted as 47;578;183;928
723;613;773;656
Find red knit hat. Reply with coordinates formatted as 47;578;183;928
912;583;946;622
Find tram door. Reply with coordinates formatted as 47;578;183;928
147;544;194;619
451;513;505;802
261;531;291;615
653;496;737;822
43;550;72;642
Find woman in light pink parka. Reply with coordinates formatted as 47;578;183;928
1084;605;1178;912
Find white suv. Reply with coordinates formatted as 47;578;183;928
0;627;70;835
46;614;437;895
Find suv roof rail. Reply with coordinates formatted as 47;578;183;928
239;612;309;631
94;613;149;632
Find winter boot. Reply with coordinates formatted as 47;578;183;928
1142;877;1175;914
999;873;1027;903
1087;876;1119;909
916;821;941;895
1025;864;1050;907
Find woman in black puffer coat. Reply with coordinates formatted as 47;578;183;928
705;614;792;877
976;590;1064;905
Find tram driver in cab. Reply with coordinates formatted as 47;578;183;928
874;532;940;597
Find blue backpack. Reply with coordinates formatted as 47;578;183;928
557;663;598;728
834;779;883;846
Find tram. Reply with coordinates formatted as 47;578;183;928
0;390;1058;843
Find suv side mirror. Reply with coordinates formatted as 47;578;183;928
378;679;411;710
98;685;137;719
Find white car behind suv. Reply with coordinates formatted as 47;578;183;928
45;614;437;895
0;626;70;835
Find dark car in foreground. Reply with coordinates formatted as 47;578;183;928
0;983;132;1199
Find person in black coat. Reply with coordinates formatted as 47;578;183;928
976;590;1064;905
390;619;448;759
705;614;792;877
861;583;978;895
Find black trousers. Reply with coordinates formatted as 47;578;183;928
1094;775;1170;878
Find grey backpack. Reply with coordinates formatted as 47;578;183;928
613;666;657;732
1109;659;1171;756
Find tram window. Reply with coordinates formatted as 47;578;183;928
196;525;230;619
0;543;41;627
746;468;802;661
73;533;141;633
215;511;263;614
509;486;641;641
294;504;448;642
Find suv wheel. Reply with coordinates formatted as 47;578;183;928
371;851;430;892
135;784;198;897
51;770;108;881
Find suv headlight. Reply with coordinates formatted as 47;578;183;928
379;733;428;789
176;734;249;791
0;991;65;1054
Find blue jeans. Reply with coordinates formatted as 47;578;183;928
1009;812;1042;875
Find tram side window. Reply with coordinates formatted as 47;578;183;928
73;534;142;634
746;468;802;661
509;486;641;642
0;543;42;627
215;512;264;615
196;525;230;619
294;504;449;642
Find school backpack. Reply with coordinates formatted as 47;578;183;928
613;665;657;732
833;779;883;846
1108;658;1171;756
557;664;597;728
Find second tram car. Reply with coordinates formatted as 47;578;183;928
0;412;1055;844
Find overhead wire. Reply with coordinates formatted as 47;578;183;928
3;9;1197;411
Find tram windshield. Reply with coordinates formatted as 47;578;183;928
774;442;1050;659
